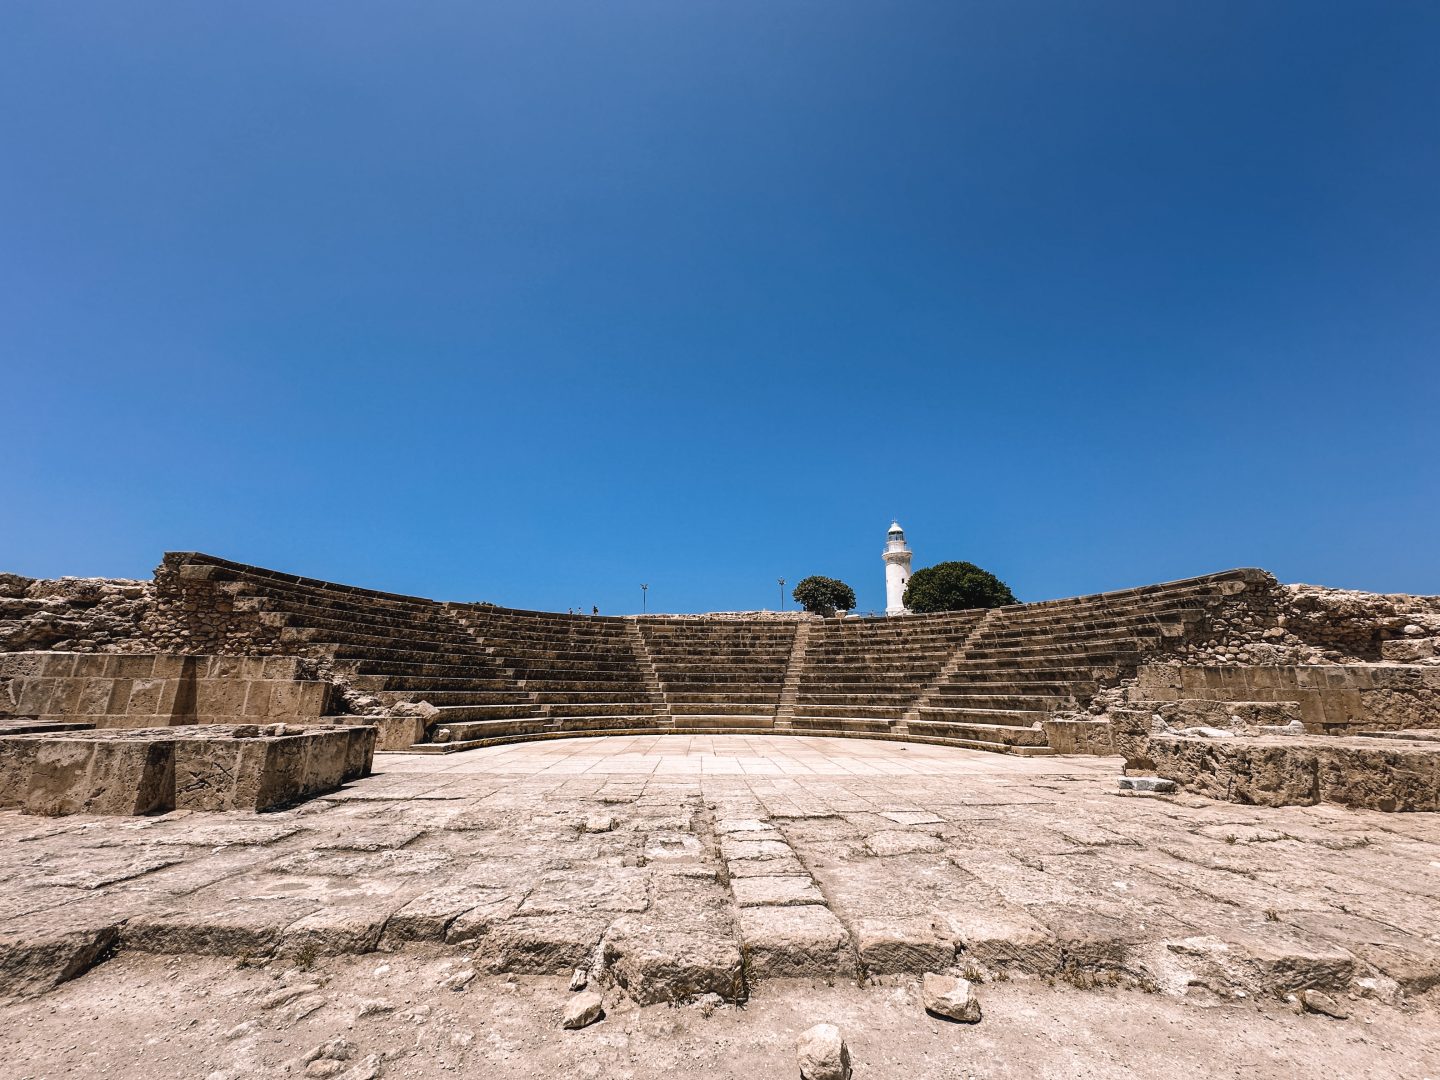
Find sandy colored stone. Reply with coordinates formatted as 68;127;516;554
562;990;604;1029
739;906;856;979
730;875;825;907
923;972;982;1022
797;1022;851;1080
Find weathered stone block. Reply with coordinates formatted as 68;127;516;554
738;905;856;978
23;737;173;816
1042;719;1115;755
1151;734;1440;812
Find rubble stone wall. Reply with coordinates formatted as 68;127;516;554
1280;585;1440;662
0;573;157;653
0;652;332;729
144;554;290;656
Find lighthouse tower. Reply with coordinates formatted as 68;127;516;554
883;521;913;616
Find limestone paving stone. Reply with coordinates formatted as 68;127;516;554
730;875;825;907
472;913;612;975
517;868;650;915
602;912;744;1004
851;916;957;975
384;885;505;943
726;853;809;877
738;905;857;979
123;897;323;956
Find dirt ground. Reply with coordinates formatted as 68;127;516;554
2;951;1437;1080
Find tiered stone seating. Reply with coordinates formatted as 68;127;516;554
157;555;1270;756
636;619;798;730
790;611;987;737
444;605;664;745
907;571;1258;754
159;555;534;746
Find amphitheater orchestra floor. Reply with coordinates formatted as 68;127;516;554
3;735;1439;1079
391;733;1085;777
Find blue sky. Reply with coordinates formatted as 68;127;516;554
3;2;1437;614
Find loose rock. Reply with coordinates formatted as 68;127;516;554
922;972;982;1023
1301;989;1350;1019
570;967;588;991
562;991;605;1030
446;968;476;992
1118;776;1177;793
797;1022;851;1080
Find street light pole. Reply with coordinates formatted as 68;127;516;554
641;584;648;614
778;578;785;611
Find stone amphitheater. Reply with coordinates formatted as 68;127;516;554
3;551;1439;1079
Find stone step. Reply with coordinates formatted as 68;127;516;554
919;692;1077;712
906;719;1051;746
972;614;1191;643
791;704;908;721
216;576;442;619
433;703;545;722
269;607;476;643
544;702;662;720
280;627;492;656
790;716;898;734
483;649;643;667
961;637;1155;661
504;670;651;687
351;675;519;693
347;658;515;679
634;668;787;681
529;689;656;704
672;715;776;729
912;706;1051;727
670;702;779;716
928;679;1093;698
326;643;512;665
796;692;925;706
376;690;533;706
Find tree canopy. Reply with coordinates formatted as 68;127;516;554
792;575;857;616
903;561;1016;613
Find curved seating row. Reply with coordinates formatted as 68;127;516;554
154;555;1268;754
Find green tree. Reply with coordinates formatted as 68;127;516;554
792;575;857;616
904;561;1016;613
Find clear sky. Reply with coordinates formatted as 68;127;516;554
3;2;1437;614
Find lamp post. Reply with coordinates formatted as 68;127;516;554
778;578;786;611
641;584;648;614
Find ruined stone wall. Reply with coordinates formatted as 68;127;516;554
1165;578;1440;668
0;574;158;653
1279;584;1440;662
143;553;291;656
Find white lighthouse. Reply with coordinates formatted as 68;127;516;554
883;520;913;616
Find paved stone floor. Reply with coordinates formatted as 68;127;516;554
4;735;1440;1077
5;734;1440;1009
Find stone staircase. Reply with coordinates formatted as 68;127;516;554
435;604;666;748
789;611;988;738
634;618;798;731
625;619;674;730
773;621;812;730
